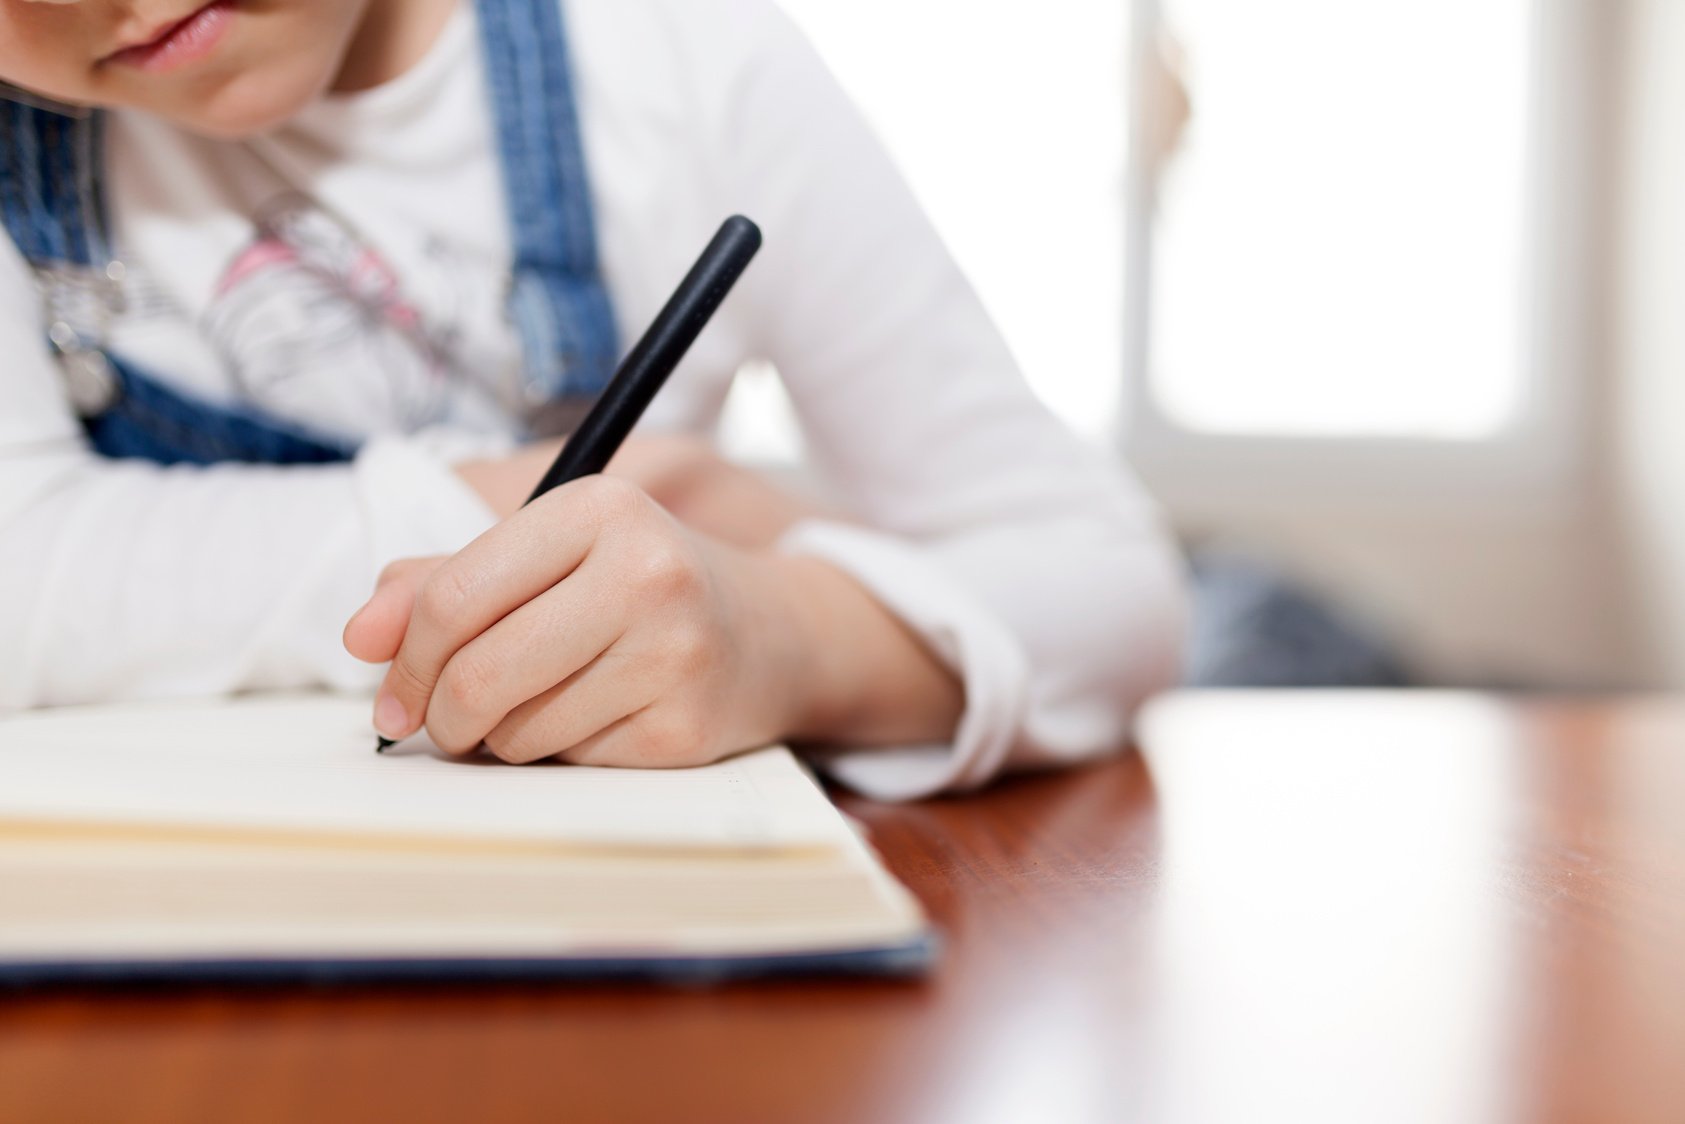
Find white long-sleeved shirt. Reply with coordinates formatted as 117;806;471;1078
0;0;1184;800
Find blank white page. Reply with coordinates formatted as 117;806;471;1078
0;695;847;852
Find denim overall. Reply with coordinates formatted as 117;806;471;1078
0;0;619;466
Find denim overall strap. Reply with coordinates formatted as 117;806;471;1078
0;100;106;265
0;101;355;465
477;0;621;408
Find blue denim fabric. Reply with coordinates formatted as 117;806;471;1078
83;362;355;465
0;0;618;467
0;103;104;265
478;0;621;405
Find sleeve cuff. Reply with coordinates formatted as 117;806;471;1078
776;519;1031;801
351;431;504;587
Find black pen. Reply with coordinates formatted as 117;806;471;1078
377;215;764;753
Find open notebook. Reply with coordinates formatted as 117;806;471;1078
0;695;933;984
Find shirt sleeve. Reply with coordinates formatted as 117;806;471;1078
695;0;1188;799
0;234;500;711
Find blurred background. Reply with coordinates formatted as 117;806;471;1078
722;0;1681;693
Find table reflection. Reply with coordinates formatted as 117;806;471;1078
1140;692;1523;1124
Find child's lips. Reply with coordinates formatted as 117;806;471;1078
105;1;236;74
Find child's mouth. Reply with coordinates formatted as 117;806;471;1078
104;1;236;75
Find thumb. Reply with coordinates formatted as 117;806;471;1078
343;557;447;665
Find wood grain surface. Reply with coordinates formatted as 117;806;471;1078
2;691;1683;1124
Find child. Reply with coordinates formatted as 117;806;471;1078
0;0;1183;800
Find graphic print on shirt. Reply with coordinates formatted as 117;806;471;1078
203;195;467;437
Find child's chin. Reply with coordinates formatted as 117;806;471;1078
159;70;326;141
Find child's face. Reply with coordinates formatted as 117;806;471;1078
0;0;379;138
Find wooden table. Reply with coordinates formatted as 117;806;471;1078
3;691;1685;1124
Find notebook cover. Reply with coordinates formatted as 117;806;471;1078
0;933;939;989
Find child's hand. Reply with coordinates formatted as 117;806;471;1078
344;476;817;766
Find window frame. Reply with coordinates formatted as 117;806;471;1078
1119;0;1606;523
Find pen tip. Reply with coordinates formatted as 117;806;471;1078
376;737;396;755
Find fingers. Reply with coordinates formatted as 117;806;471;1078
556;707;714;770
478;650;661;765
343;557;445;665
374;477;653;742
423;563;632;754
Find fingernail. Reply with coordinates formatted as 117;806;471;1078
375;693;409;739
